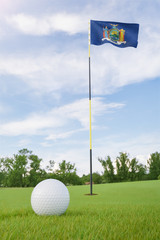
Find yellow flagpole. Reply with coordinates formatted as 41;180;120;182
88;20;92;195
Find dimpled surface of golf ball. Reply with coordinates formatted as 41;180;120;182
31;179;70;215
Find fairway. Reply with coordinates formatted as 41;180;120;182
0;181;160;240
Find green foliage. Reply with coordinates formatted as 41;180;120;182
92;172;103;184
116;152;130;182
129;157;138;181
129;159;147;181
136;163;147;181
0;149;82;187
12;151;29;187
99;152;150;183
158;175;160;180
0;157;14;186
55;160;82;185
147;152;160;179
46;160;55;173
0;149;45;187
98;156;114;183
81;172;103;184
0;149;160;187
28;154;43;187
81;174;90;183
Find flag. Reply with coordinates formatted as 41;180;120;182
90;20;139;48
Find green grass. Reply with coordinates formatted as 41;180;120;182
0;181;160;239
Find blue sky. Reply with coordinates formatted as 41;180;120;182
0;0;159;175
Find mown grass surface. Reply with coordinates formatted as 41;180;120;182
0;181;160;240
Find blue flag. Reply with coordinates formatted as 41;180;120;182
91;20;139;48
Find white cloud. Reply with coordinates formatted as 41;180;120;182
136;154;150;166
39;132;159;176
0;0;159;176
0;51;88;94
46;129;84;141
52;149;89;175
1;2;160;96
5;0;160;37
6;13;87;35
0;111;63;136
17;138;31;147
91;28;160;94
0;0;21;14
94;132;160;163
0;98;125;137
0;28;160;97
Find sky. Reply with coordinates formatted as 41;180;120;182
0;0;159;176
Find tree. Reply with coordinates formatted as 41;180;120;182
129;158;138;181
81;174;90;184
147;152;160;179
56;160;79;185
0;149;32;187
28;154;43;186
46;160;55;173
136;163;147;181
116;152;130;182
92;172;103;184
98;156;114;183
81;172;102;184
0;157;14;186
11;149;32;187
0;158;9;186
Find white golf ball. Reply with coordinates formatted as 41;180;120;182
31;179;70;215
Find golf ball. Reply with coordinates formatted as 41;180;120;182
31;179;70;215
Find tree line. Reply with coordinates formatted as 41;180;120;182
0;149;160;187
98;152;160;183
0;149;82;187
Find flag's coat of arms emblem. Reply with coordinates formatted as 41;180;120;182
102;24;126;45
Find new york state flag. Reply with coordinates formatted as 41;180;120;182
91;20;139;48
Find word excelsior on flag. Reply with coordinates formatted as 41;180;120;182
90;20;139;48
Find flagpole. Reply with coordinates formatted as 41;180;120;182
88;20;92;195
